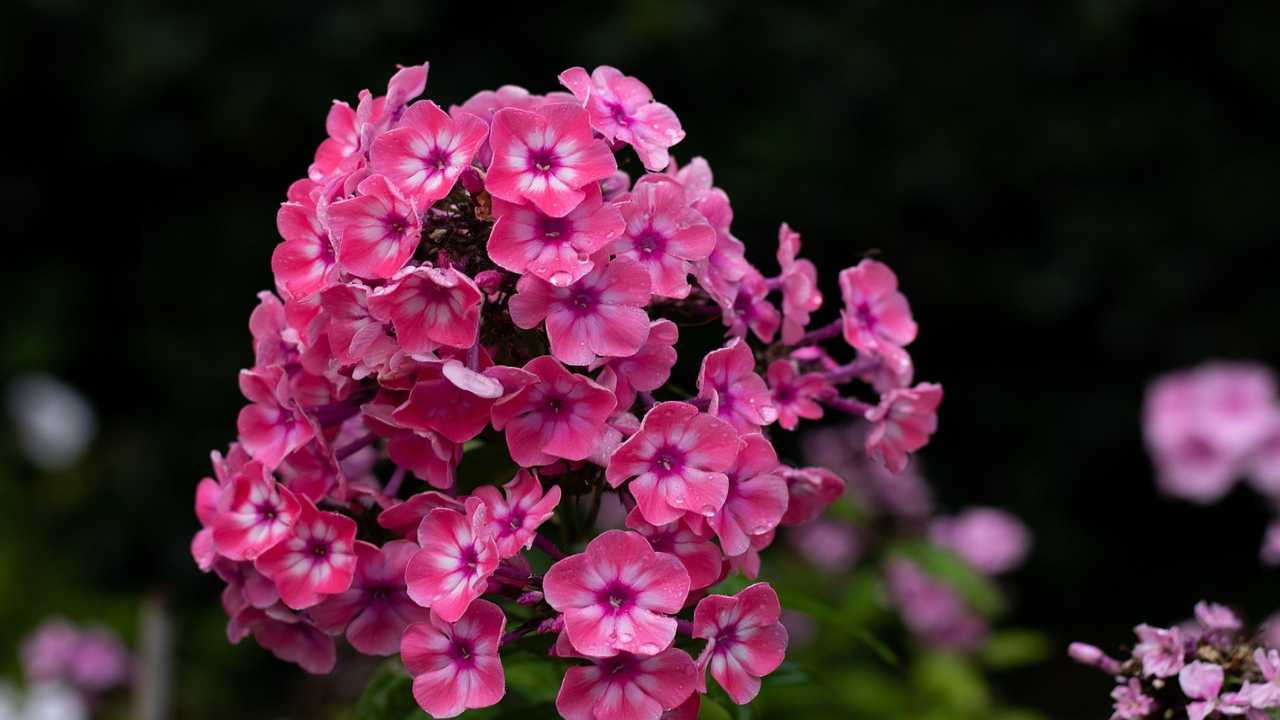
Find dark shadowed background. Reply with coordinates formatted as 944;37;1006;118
2;1;1279;717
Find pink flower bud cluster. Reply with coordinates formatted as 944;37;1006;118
1070;601;1280;719
191;61;944;719
20;619;130;695
1143;362;1280;564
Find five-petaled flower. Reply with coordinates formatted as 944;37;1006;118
405;498;500;622
693;583;789;705
254;496;359;610
486;103;617;217
401;599;507;718
371;100;487;207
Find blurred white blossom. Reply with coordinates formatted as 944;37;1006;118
6;375;96;471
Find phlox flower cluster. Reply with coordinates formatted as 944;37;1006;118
1143;362;1280;564
1070;601;1280;720
192;61;945;719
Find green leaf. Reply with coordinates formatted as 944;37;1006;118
911;652;990;714
501;655;562;704
699;698;734;720
354;660;419;720
774;588;899;667
979;629;1051;670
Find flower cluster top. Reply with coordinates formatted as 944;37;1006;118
191;62;943;719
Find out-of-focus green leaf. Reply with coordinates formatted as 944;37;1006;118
775;588;899;667
700;698;734;720
353;660;418;720
501;655;562;703
912;652;990;715
979;629;1052;670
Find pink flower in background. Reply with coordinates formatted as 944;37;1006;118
624;508;723;590
211;461;300;561
1133;624;1186;678
780;466;846;526
929;507;1031;576
233;606;336;675
788;520;863;575
767;359;831;430
328;174;422;279
405;499;499;622
544;530;690;657
509;256;652;366
368;264;483;352
255;496;358;610
1246;648;1280;708
594;319;678;410
472;471;562;558
775;223;822;344
22;620;90;685
1194;601;1242;645
237;367;315;470
370;100;487;206
693;583;789;705
839;259;918;377
696;340;777;433
488;184;625;287
610;176;715;298
1110;678;1155;720
271;192;338;300
606;401;741;526
310;540;428;656
401;599;506;718
555;647;698;720
1179;661;1227;720
706;434;788;556
884;558;987;651
485;103;617;217
558;65;685;172
490;356;617;467
865;382;943;474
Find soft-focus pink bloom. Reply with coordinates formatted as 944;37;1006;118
1248;420;1280;498
705;434;787;557
232;606;336;675
254;496;358;610
272;192;338;300
865;382;943;474
237;366;316;470
779;466;846;526
610;176;715;299
555;647;698;720
21;620;81;685
401;599;506;718
65;627;130;691
725;269;781;343
558;65;685;172
594;319;678;410
485;103;617;217
696;340;778;433
929;507;1031;576
1180;661;1226;720
327;174;422;279
488;184;625;287
490;355;617;467
370;100;487;207
767;360;831;430
624;508;722;590
839;259;917;378
472;470;562;558
788;520;863;575
405;498;499;622
1262;522;1280;566
693;583;788;705
310;540;428;656
884;558;987;650
368;264;483;352
606;401;741;526
543;530;690;657
1133;624;1186;678
320;282;398;377
211;461;300;561
392;360;504;444
1194;601;1243;640
775;223;822;344
1110;678;1156;720
509;256;651;366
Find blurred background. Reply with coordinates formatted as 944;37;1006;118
3;1;1280;717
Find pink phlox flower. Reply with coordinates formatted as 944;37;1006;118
370;100;487;207
1110;678;1156;720
543;530;690;658
391;359;504;444
488;183;626;287
327;173;422;279
884;557;987;650
624;507;722;591
214;557;279;614
692;189;751;306
1133;624;1187;678
696;340;778;433
254;496;358;610
405;498;500;622
20;620;80;686
600;170;631;201
1194;601;1243;646
319;281;398;379
384;63;429;118
558;65;685;172
485;102;618;217
377;491;464;537
236;366;318;470
865;382;943;474
775;223;822;344
767;359;831;431
249;291;301;370
928;507;1031;576
450;84;546;168
490;355;617;467
1246;648;1280;708
725;530;774;580
661;695;701;720
555;646;698;720
724;269;781;343
1247;417;1280;498
706;434;788;557
472;470;562;558
592;318;678;410
606;401;741;526
788;520;863;575
692;583;789;705
272;191;339;301
309;100;362;185
60;627;130;692
368;263;483;352
310;540;429;656
192;470;224;572
401;599;507;718
211;460;300;561
610;175;715;299
230;605;336;675
1179;661;1227;720
779;466;846;526
509;255;652;366
838;259;918;378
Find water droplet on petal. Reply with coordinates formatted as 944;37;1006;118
639;642;660;655
617;631;634;644
751;524;771;535
550;271;572;287
699;504;717;516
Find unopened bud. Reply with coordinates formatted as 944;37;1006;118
517;591;544;606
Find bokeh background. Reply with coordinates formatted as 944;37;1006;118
3;1;1280;717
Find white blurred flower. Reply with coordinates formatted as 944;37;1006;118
21;685;86;720
6;374;96;471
